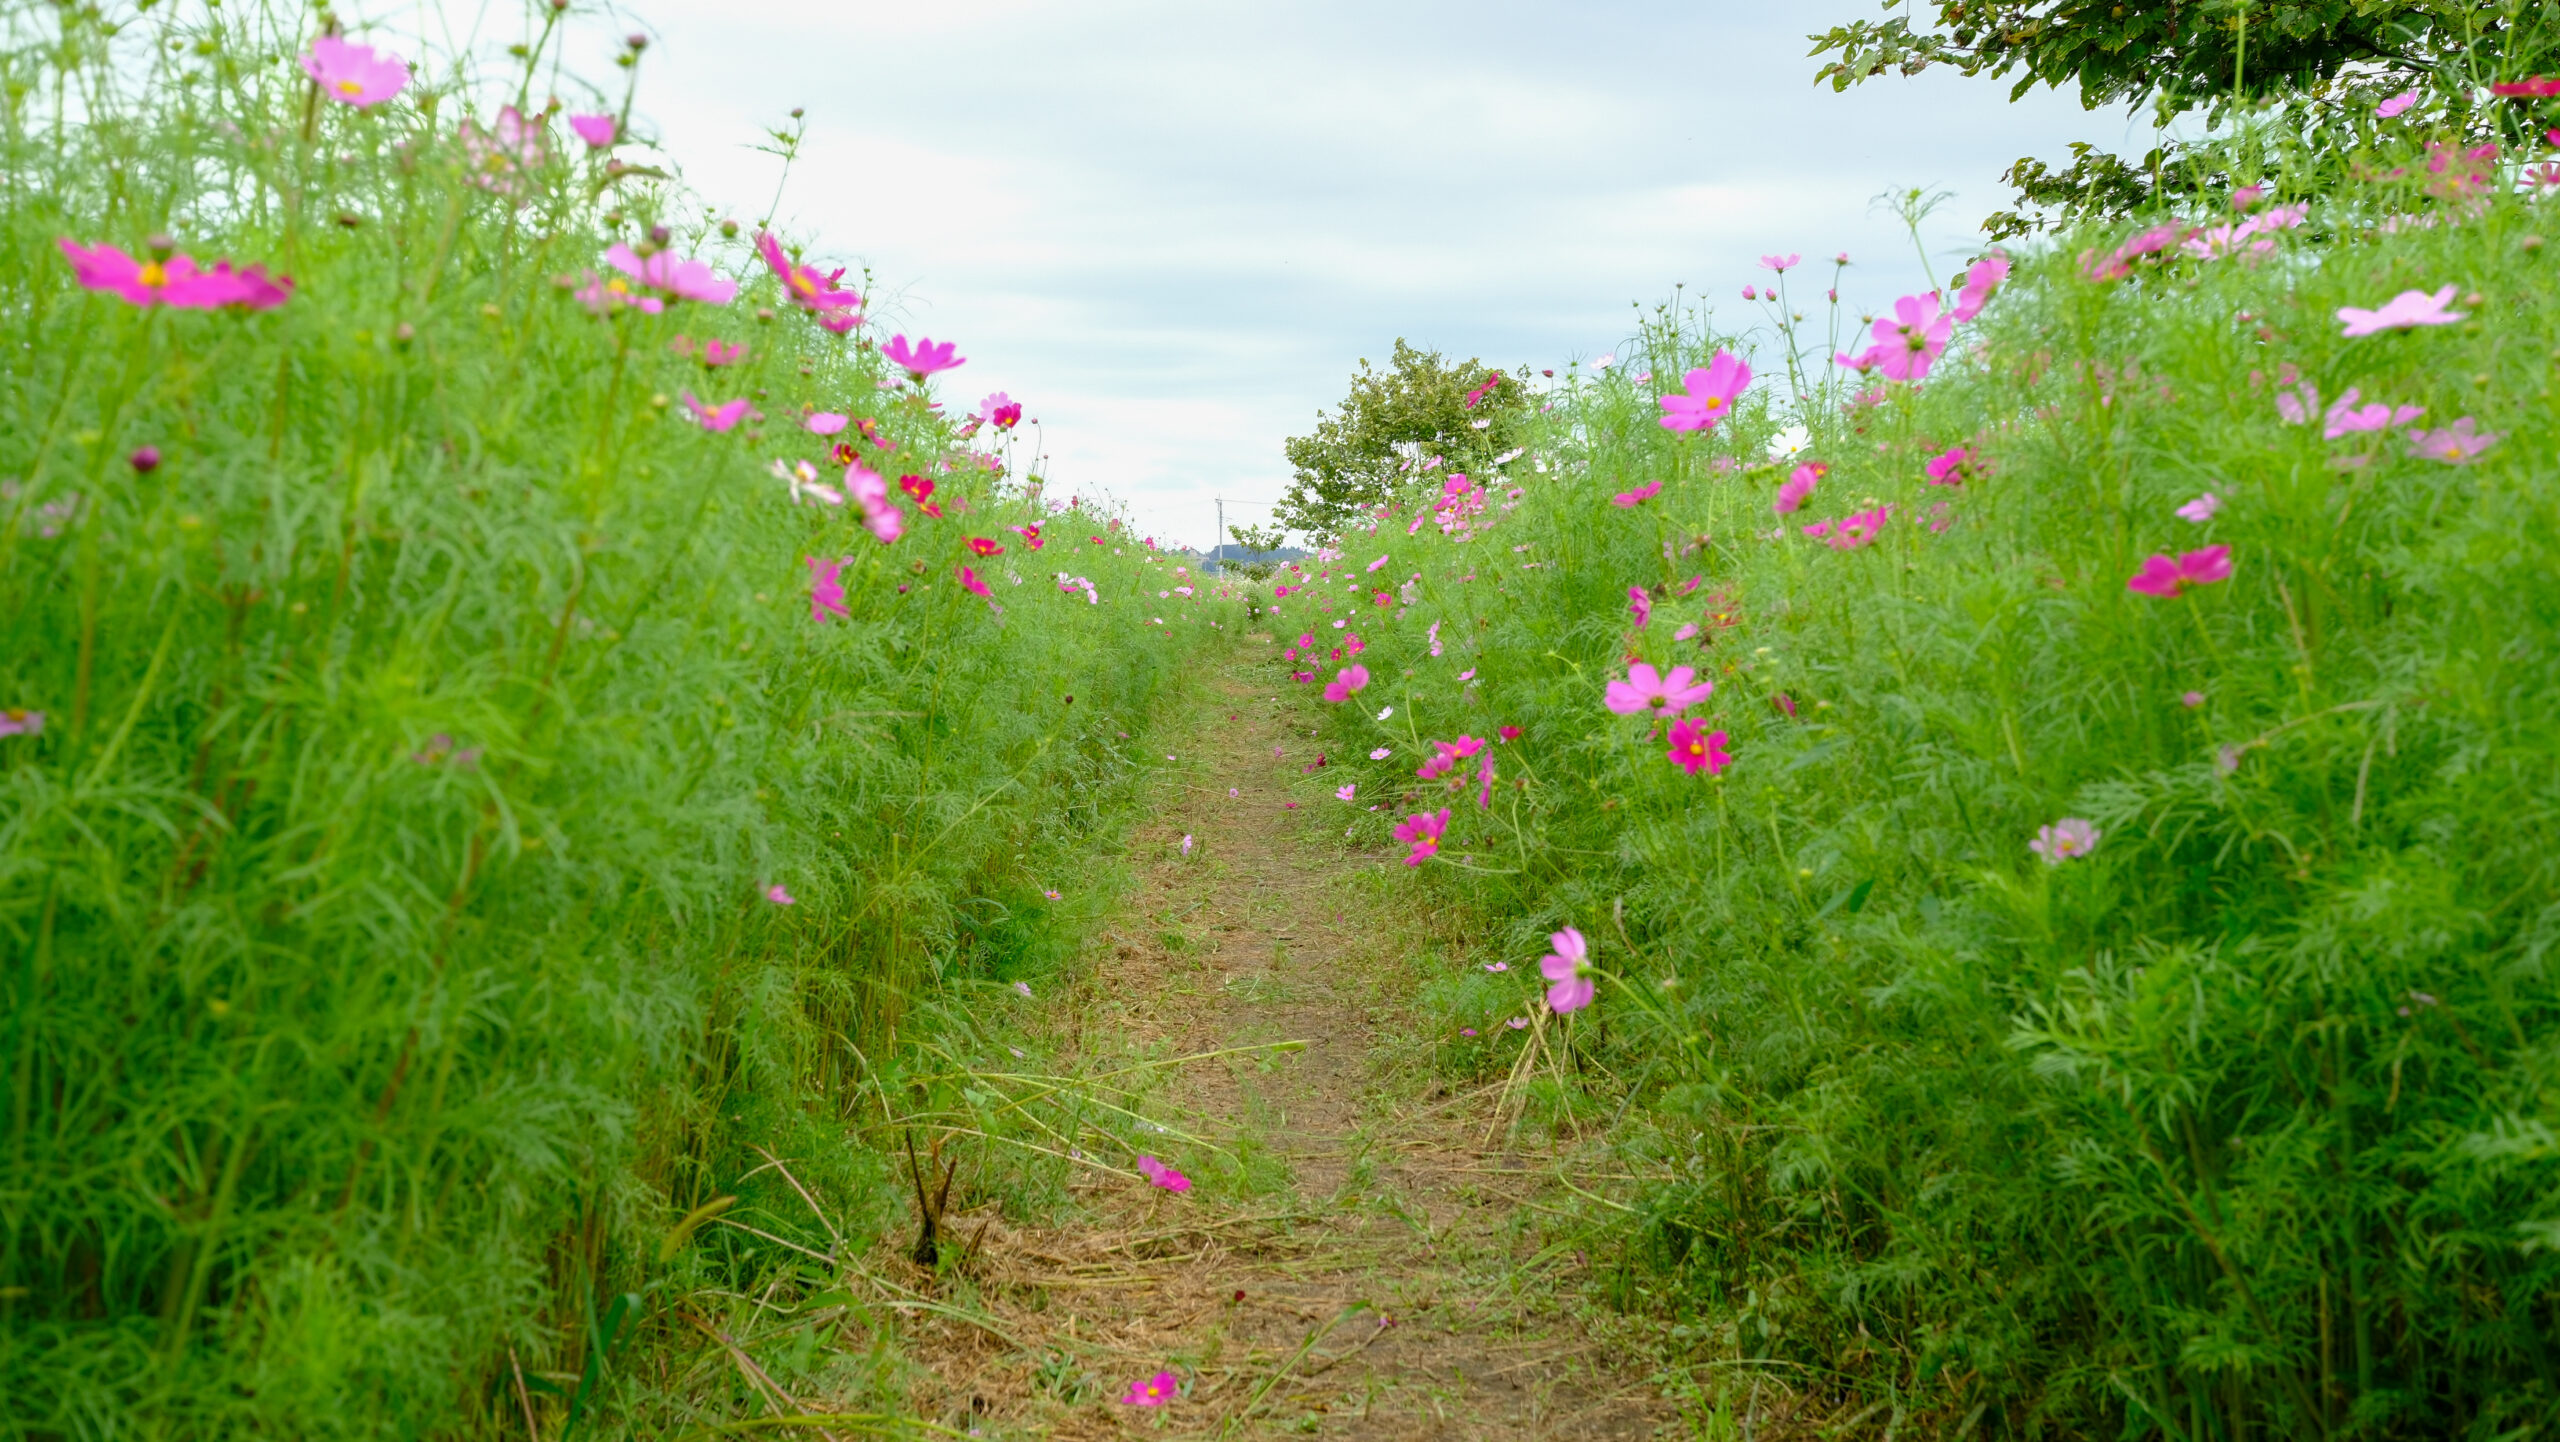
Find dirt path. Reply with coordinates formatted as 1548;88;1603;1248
888;640;1675;1439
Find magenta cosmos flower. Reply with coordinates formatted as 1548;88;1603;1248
681;393;752;432
806;556;850;622
1657;350;1752;432
2126;544;2233;598
764;883;796;905
1540;927;1593;1012
1666;718;1730;776
59;239;290;310
1773;462;1822;514
1923;446;1981;486
567;113;616;149
1872;294;1953;381
1394;808;1450;866
1627;587;1652;627
974;391;1023;430
2321;387;2424;438
882;334;965;381
1322;664;1370;703
605;244;737;305
1951;253;2010;322
957;564;993;599
1611;481;1663;508
1605;663;1713;717
753;231;863;329
1120;1370;1180;1407
2408;418;2501;463
301;35;409;107
1136;1155;1191;1192
844;461;906;544
2337;285;2466;337
2029;818;2101;864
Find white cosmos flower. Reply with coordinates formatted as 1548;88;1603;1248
1768;424;1812;460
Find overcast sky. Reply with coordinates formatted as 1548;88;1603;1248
603;0;2158;548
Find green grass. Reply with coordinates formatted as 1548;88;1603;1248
0;2;1235;1434
1297;156;2560;1435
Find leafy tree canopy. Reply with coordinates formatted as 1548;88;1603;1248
1278;339;1530;541
1810;1;2558;234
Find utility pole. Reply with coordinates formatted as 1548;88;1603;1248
1215;498;1225;568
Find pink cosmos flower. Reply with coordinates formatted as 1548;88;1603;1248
0;708;45;737
460;106;547;196
1369;746;1392;760
1604;663;1713;717
805;412;850;436
967;537;1006;557
702;339;749;367
1499;725;1521;742
764;884;796;905
1394;808;1450;866
1474;757;1496;809
1322;664;1370;703
2377;90;2417;119
898;474;944;519
1923;447;1980;486
1771;693;1798;718
772;458;844;507
2337;285;2465;337
883;334;964;381
2175;493;2222;523
1773;462;1822;514
1611;481;1663;508
2125;545;2233;598
301;35;409;108
1627;587;1652;627
1121;1370;1180;1406
2181;690;2206;707
1872;294;1952;382
957;564;995;600
1367;553;1390;572
1759;253;1800;272
682;393;753;432
1823;505;1892;550
2321;388;2424;438
1666;719;1730;777
1657;350;1752;432
1950;253;2009;322
2029;818;2101;864
573;271;658;315
1833;346;1881;373
806;556;849;621
58;239;290;310
2408;418;2501;463
568;113;616;149
1336;783;1357;802
1540;928;1593;1012
754;231;861;317
605;243;738;305
845;462;906;543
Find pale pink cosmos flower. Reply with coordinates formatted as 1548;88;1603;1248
1611;481;1664;508
2337;285;2465;337
2181;691;2206;708
755;231;863;328
702;339;749;367
1540;928;1593;1012
974;391;1022;429
460;106;547;197
883;334;965;380
1322;664;1371;703
1759;253;1800;272
1369;746;1392;760
1667;719;1730;777
1627;587;1652;627
1136;1156;1191;1192
1394;808;1450;866
1657;351;1752;432
1367;554;1390;572
2408;418;2501;463
2126;545;2233;598
805;412;850;435
568;113;616;149
1822;505;1892;550
764;884;796;905
2029;818;2101;864
605;244;738;305
1604;663;1714;717
771;458;844;507
1773;462;1822;514
1337;783;1357;802
1872;294;1952;381
845;461;906;544
2175;493;2222;523
682;393;753;431
1950;253;2010;322
1483;961;1508;973
302;35;409;107
806;556;850;621
2377;89;2417;119
1121;1369;1181;1405
2273;380;2321;426
1;708;46;737
2321;387;2424;438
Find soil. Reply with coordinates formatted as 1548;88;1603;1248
871;640;1679;1439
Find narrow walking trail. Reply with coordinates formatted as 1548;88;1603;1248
888;637;1674;1439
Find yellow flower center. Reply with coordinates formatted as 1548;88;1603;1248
137;262;168;288
605;279;630;295
336;78;365;97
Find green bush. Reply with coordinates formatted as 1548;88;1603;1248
0;3;1229;1432
1302;158;2560;1434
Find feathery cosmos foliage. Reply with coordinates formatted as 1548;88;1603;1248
1280;104;2560;1436
0;1;1243;1432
